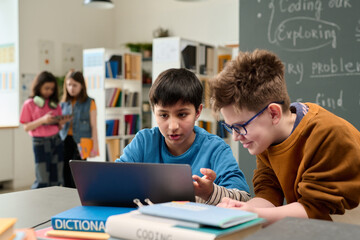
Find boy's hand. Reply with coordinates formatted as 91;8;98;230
217;197;255;212
192;168;216;201
217;197;244;208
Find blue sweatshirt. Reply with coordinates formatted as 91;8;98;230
116;126;249;192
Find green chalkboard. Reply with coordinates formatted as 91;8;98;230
238;0;360;195
240;0;360;128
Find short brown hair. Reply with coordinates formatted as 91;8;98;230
210;49;290;113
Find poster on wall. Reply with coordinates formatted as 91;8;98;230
0;43;15;64
38;40;55;72
20;73;36;105
62;43;83;75
0;43;18;127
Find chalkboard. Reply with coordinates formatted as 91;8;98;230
239;0;360;129
238;0;360;195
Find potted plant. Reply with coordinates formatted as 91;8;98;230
125;43;141;53
140;43;152;58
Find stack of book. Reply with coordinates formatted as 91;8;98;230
105;119;120;137
105;201;265;240
105;88;139;108
124;114;140;135
35;206;134;240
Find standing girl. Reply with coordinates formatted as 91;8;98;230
20;71;69;188
60;70;99;188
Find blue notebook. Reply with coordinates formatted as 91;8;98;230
139;202;258;228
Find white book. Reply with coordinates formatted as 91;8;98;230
106;210;264;240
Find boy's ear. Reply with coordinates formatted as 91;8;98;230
268;103;282;125
195;104;203;120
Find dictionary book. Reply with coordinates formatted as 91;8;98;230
51;206;135;233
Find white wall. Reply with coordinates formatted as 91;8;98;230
114;0;239;46
19;0;116;76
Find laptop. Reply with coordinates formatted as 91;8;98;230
69;160;195;207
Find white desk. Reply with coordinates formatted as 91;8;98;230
0;186;81;229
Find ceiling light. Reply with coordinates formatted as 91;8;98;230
83;0;114;9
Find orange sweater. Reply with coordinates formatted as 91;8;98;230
254;103;360;220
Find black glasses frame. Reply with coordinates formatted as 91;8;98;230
222;101;284;135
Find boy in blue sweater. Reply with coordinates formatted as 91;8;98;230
116;68;250;204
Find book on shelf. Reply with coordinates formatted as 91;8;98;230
109;55;123;78
35;227;109;240
139;201;258;228
181;45;197;72
199;45;214;75
111;88;121;108
115;89;122;107
51;206;134;233
108;88;119;107
105;61;118;79
106;210;264;240
0;218;16;240
124;114;139;135
105;88;117;107
105;120;114;137
200;77;211;108
124;53;141;80
206;46;215;75
106;139;120;162
199;44;206;75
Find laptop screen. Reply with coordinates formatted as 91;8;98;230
69;160;195;207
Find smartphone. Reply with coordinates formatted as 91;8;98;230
55;114;73;120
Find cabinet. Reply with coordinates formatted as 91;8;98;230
83;48;142;162
152;37;239;162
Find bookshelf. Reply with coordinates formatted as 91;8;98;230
83;48;142;162
152;37;239;162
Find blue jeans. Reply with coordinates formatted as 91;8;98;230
32;134;64;188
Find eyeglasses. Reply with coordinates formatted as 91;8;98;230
222;101;284;136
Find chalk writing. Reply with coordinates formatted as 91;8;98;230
279;0;323;19
315;90;344;110
284;61;304;84
310;57;360;78
356;19;360;42
328;0;352;8
268;0;340;51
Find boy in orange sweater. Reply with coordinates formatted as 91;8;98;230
210;49;360;225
